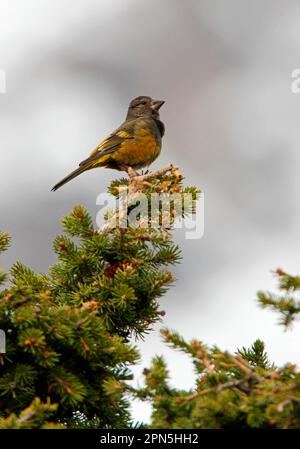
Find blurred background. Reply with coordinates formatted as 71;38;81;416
1;0;300;423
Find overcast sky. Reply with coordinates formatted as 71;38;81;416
1;0;300;423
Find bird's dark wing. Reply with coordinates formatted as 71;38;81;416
79;122;135;167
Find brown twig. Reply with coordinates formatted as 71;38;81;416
128;163;174;183
184;373;254;403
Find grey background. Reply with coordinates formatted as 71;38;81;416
1;0;300;422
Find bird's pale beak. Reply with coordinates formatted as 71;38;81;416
151;99;165;111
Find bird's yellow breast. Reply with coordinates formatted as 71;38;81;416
112;128;161;169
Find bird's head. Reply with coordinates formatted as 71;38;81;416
126;96;165;120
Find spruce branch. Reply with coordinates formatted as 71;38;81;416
258;269;300;326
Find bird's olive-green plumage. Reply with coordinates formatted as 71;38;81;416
51;96;165;191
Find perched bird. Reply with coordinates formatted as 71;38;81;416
51;96;165;191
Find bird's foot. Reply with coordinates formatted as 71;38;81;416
127;166;140;178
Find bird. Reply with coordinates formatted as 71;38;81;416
51;96;165;191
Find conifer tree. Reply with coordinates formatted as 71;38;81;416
0;166;199;428
3;166;299;429
136;269;300;429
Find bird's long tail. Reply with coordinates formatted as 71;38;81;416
51;165;90;191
